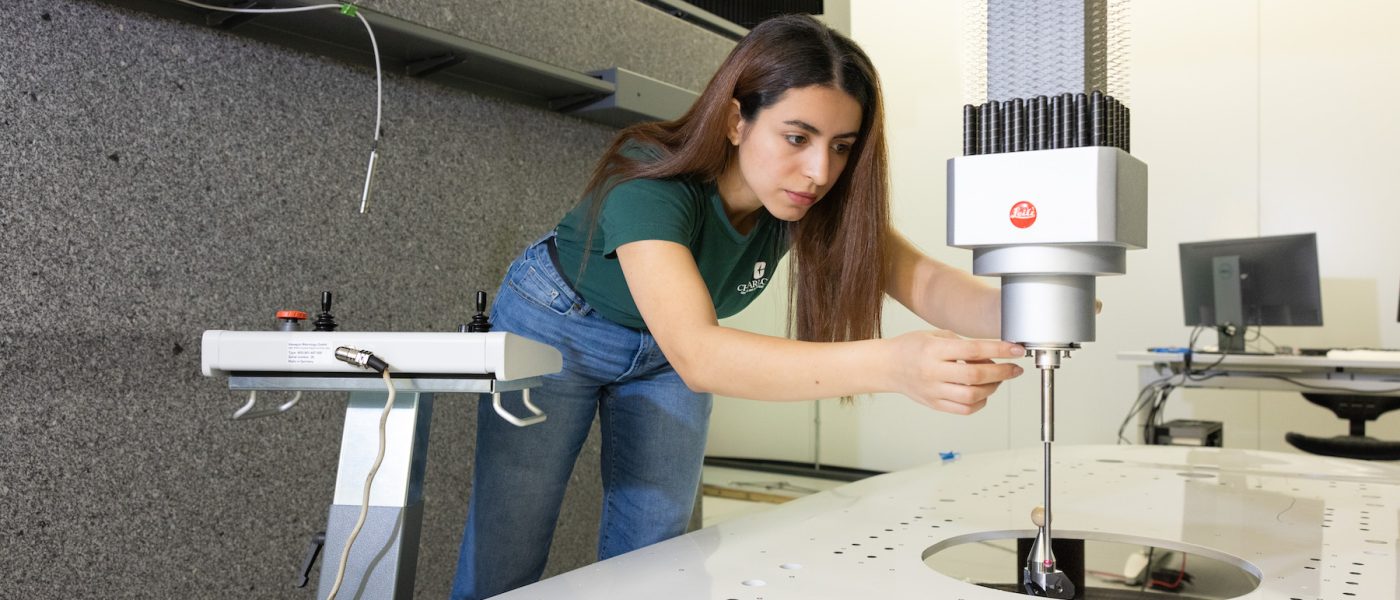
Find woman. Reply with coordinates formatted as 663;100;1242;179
451;14;1024;599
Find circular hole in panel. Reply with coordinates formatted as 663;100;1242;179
779;563;802;570
922;530;1261;599
741;579;766;587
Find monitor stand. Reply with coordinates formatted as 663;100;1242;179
1216;325;1247;353
1213;255;1247;353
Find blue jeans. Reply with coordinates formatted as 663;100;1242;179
450;233;713;600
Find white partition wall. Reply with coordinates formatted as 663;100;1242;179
706;0;1400;471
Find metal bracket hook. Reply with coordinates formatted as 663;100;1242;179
491;388;547;427
231;390;303;420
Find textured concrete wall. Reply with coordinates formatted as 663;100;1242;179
357;0;735;93
0;1;730;598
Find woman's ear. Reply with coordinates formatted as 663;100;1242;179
727;98;743;146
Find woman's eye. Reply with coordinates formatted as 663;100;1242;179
785;134;807;145
833;143;852;154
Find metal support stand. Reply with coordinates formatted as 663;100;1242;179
317;390;434;599
226;375;542;599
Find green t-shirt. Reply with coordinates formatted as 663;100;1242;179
554;169;790;331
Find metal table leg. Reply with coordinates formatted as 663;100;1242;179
317;390;434;599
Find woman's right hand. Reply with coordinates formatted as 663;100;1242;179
886;330;1025;415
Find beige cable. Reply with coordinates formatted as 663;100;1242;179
326;368;395;600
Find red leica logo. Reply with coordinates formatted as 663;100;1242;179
1009;201;1037;228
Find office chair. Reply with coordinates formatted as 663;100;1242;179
1285;393;1400;460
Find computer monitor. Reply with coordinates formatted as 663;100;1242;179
1179;233;1322;352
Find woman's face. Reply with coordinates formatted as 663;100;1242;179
726;84;863;222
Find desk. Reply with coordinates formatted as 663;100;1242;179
1118;351;1400;396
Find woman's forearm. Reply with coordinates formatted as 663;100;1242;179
886;233;1002;339
666;325;894;400
666;324;1024;414
916;267;1001;340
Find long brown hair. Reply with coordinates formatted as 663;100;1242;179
580;14;890;346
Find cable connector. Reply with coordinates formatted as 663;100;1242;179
334;346;389;373
340;4;358;17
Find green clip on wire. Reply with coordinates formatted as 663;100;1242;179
340;4;358;17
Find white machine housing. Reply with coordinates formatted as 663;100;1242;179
948;146;1148;345
201;330;563;382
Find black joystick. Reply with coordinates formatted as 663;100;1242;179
313;291;339;332
466;291;491;333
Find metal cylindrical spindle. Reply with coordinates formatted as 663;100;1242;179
1041;366;1055;443
963;104;978;155
1114;97;1125;151
1048;95;1064;149
1038;355;1058;571
1010;98;1026;152
979;102;992;155
1002;100;1014;153
1059;93;1074;149
1000;100;1012;154
991;101;1004;154
1028;96;1042;151
1114;97;1125;152
1035;95;1050;150
1075;93;1089;148
1123;103;1131;153
1089;91;1106;147
1043;440;1053;555
1104;95;1118;150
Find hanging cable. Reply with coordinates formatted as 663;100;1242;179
325;347;394;600
173;1;383;213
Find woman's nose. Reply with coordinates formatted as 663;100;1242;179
803;148;831;187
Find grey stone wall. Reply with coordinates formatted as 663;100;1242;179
0;1;730;598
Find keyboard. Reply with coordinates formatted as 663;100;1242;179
1325;349;1400;361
